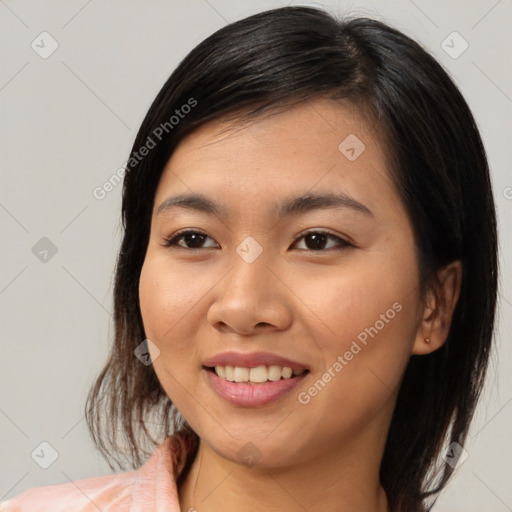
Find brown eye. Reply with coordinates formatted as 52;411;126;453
163;230;218;249
292;231;352;251
162;229;351;252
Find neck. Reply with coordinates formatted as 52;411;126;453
178;434;389;512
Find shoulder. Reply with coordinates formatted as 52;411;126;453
0;434;194;512
0;470;137;512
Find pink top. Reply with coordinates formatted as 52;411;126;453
0;433;195;511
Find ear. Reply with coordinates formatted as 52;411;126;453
412;260;463;355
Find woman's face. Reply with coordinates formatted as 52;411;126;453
139;99;426;468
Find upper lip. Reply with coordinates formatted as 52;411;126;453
202;351;309;371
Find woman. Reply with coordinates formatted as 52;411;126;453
1;6;498;512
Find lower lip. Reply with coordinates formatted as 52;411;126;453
204;368;308;407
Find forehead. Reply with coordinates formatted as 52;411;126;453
154;99;395;218
171;99;379;163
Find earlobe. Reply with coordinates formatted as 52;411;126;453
412;260;463;355
412;336;435;356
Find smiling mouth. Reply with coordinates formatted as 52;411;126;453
204;365;308;384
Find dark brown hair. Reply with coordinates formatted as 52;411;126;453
85;6;498;511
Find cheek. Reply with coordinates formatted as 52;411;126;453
138;254;209;416
291;250;419;352
138;254;210;376
292;253;420;428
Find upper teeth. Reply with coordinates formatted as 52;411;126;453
215;365;305;383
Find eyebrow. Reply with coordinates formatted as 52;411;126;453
157;191;373;219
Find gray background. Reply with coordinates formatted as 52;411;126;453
1;1;511;510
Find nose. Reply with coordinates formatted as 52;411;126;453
206;250;293;336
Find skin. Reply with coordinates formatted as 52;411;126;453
138;99;462;512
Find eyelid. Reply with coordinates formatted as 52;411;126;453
161;228;219;249
291;228;353;250
162;227;353;252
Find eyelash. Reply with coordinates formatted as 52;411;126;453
161;228;353;252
